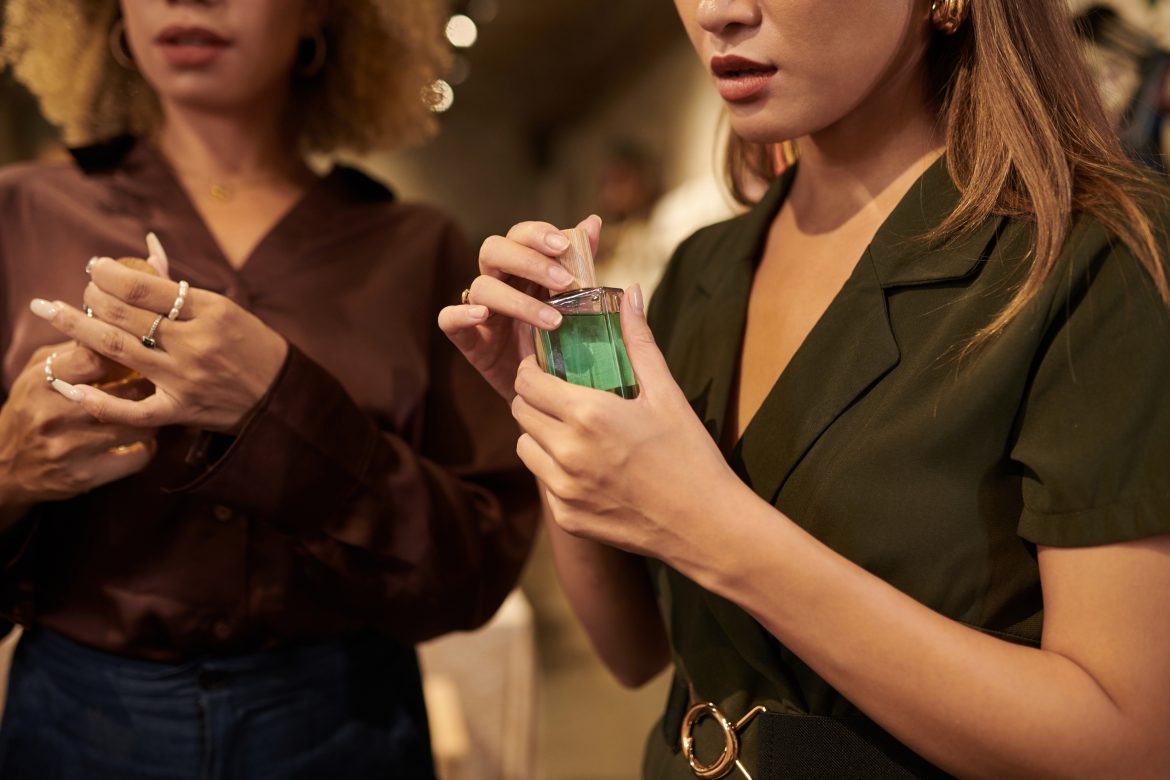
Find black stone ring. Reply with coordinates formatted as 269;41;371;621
141;313;164;349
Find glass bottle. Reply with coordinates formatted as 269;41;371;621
532;228;639;398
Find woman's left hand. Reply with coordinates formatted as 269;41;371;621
31;257;288;433
511;283;740;561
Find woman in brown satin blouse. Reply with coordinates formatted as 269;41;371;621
0;1;536;778
442;1;1170;778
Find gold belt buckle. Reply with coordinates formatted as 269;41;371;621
680;702;767;779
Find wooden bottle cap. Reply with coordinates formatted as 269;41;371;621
557;227;597;290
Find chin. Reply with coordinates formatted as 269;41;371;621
151;75;269;114
726;98;837;146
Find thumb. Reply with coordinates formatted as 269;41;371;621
619;284;675;399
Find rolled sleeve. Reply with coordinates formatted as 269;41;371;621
1012;234;1170;547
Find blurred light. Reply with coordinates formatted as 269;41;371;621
445;14;478;48
448;55;471;86
430;79;455;113
466;0;498;23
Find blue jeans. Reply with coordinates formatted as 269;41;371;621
0;629;434;779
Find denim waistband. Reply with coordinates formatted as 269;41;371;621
18;628;374;701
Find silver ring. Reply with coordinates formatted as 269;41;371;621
167;280;189;321
44;351;58;384
82;303;94;318
141;313;164;349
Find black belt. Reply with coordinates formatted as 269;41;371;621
663;674;953;779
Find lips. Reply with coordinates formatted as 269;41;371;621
155;25;231;67
156;26;230;47
710;55;778;103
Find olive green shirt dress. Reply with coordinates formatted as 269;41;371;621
642;157;1170;779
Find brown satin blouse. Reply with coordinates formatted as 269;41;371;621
0;137;538;661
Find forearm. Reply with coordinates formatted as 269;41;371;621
544;490;670;687
681;483;1160;779
177;346;539;638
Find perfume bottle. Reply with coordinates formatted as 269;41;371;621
532;228;639;398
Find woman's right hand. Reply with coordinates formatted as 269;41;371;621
438;215;601;400
0;342;156;529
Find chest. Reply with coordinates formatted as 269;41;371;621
663;234;1048;602
188;188;306;270
733;209;883;441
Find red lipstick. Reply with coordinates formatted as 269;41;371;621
710;55;778;103
155;26;231;68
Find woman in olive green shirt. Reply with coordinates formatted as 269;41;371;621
442;0;1170;777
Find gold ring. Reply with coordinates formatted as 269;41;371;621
460;288;472;305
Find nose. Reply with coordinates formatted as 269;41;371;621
695;0;762;36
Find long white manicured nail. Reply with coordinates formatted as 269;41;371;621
146;232;171;278
85;256;98;274
29;298;59;319
146;232;168;263
51;379;85;402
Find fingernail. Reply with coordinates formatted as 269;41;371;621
539;307;562;328
546;233;569;252
51;379;85;402
29;298;59;319
628;283;644;315
468;305;489;320
549;266;574;287
146;232;168;263
85;256;98;274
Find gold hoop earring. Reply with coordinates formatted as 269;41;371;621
931;0;969;35
296;31;327;78
108;18;136;70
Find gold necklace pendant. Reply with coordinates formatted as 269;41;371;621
209;182;235;203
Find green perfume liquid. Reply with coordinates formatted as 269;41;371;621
537;312;638;398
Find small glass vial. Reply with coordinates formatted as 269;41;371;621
532;229;639;398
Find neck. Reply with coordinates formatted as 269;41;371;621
154;96;310;188
788;54;944;234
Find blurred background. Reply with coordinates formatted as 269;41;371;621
1;0;1168;778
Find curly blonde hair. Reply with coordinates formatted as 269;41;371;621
1;0;449;153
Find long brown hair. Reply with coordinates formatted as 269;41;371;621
727;0;1170;343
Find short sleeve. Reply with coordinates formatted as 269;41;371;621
1013;235;1170;547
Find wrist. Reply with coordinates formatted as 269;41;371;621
657;467;758;587
690;485;811;613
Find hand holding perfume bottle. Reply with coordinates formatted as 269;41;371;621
437;216;600;402
532;228;639;398
440;214;733;553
